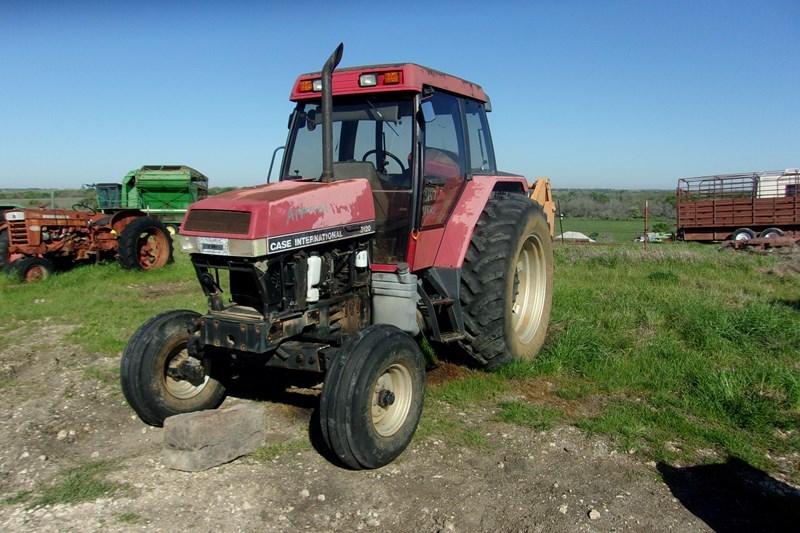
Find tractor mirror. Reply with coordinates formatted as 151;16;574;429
421;101;435;123
306;108;318;132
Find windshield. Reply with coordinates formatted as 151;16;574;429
283;97;414;187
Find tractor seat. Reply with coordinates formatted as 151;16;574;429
333;161;390;224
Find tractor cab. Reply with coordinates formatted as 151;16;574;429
282;63;497;266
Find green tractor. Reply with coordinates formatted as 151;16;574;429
92;165;209;232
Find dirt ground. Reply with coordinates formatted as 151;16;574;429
1;326;797;532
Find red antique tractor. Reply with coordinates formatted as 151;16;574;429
121;44;555;469
2;206;173;281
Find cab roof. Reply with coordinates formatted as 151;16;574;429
290;63;489;104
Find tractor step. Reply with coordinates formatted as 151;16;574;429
429;297;455;306
438;332;465;343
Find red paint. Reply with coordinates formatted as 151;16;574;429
180;179;376;240
291;64;489;103
429;176;528;269
410;227;444;271
370;263;397;273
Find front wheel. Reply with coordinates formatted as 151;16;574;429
319;325;425;470
12;256;55;282
0;228;8;271
120;310;226;426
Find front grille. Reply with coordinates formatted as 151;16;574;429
183;209;251;234
8;221;29;245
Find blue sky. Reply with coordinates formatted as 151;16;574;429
1;1;797;189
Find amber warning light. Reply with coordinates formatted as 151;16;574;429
299;79;323;92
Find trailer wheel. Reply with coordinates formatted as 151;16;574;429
458;193;554;370
118;217;173;271
12;257;55;282
731;228;756;241
120;310;226;426
0;228;8;271
319;324;425;470
759;227;784;239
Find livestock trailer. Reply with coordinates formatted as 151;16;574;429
676;169;800;242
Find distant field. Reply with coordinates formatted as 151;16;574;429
557;217;671;243
0;189;93;209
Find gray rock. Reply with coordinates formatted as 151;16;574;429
162;403;266;471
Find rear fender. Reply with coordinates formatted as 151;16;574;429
411;176;529;270
110;210;146;233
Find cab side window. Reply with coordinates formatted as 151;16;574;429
421;91;467;228
464;99;496;174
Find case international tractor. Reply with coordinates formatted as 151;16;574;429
121;44;555;469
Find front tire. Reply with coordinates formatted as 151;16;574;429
0;228;8;271
319;325;425;470
118;217;173;270
12;256;55;282
121;310;226;426
459;193;554;370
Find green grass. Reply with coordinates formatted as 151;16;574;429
117;511;142;524
29;462;127;508
2;491;32;506
557;217;668;243
1;241;798;480
249;439;311;462
429;244;800;477
428;373;508;406
415;399;488;449
497;401;562;431
0;252;203;354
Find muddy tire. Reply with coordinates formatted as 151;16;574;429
459;193;553;370
12;256;55;282
319;324;425;470
118;217;173;271
121;310;226;426
0;228;8;271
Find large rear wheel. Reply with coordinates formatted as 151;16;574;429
120;310;226;426
319;325;425;469
459;192;554;370
118;217;173;270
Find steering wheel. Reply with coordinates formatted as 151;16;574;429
72;202;97;214
361;149;406;173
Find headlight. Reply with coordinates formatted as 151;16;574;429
5;211;25;221
179;236;196;252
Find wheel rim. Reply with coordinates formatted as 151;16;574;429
163;344;209;400
511;234;547;344
370;363;413;437
136;229;170;270
734;232;751;241
25;265;48;282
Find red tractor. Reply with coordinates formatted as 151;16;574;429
2;206;173;281
121;44;555;469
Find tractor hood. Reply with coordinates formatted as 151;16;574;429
179;179;376;257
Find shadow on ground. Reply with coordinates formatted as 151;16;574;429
658;458;800;532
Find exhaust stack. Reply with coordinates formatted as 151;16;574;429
321;43;344;183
